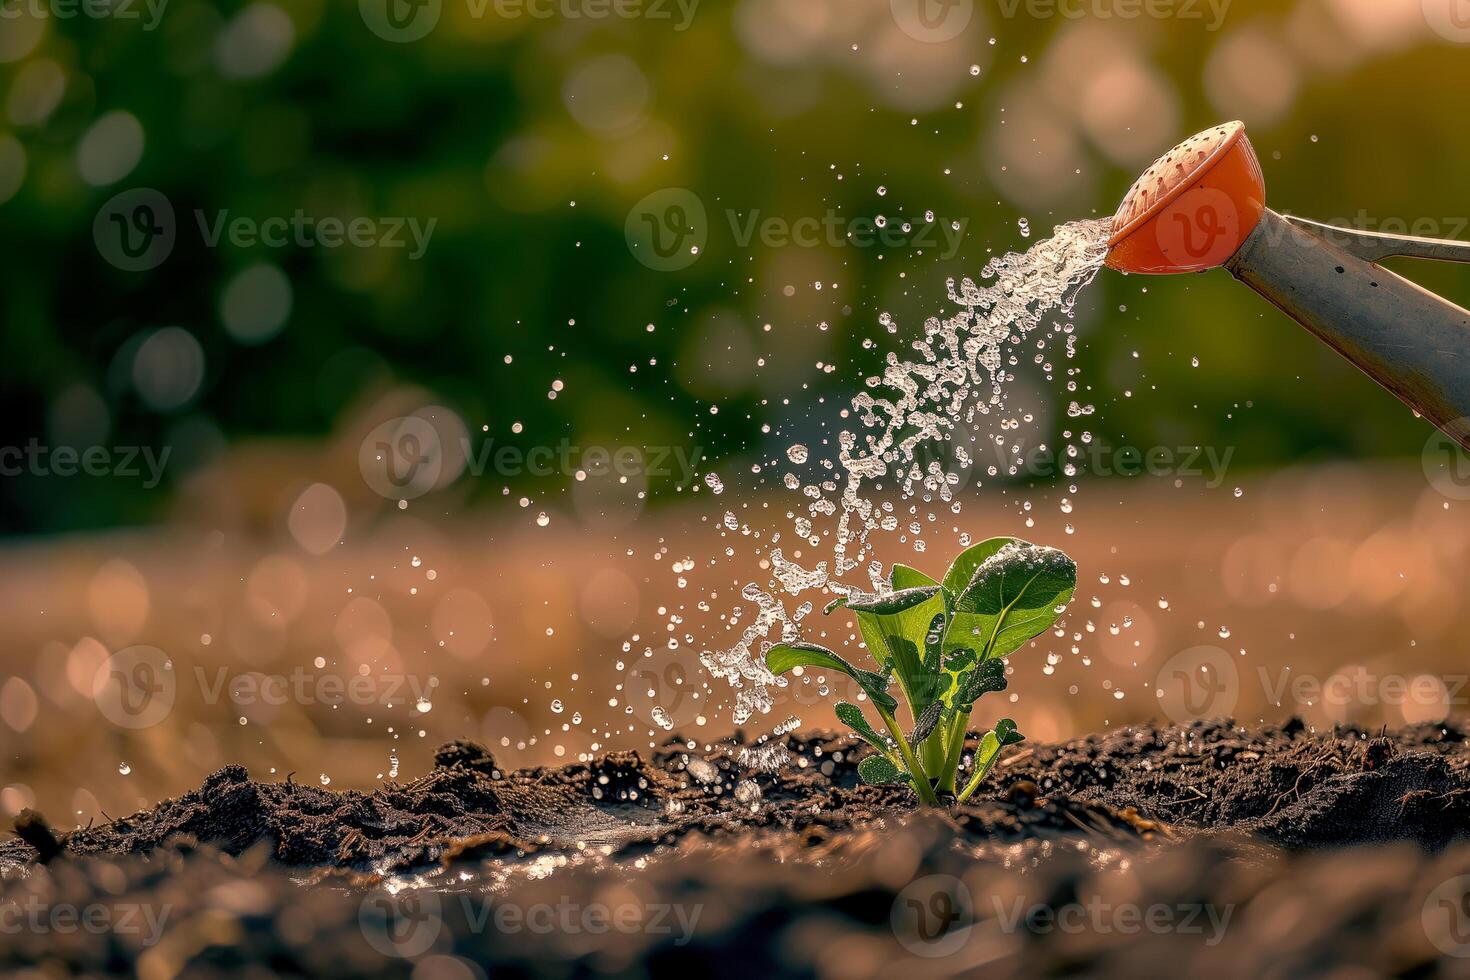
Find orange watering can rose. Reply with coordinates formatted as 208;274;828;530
1106;120;1266;275
1106;121;1470;453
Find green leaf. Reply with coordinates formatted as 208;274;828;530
846;587;948;721
994;717;1024;747
765;643;897;713
947;540;1077;661
835;702;890;755
890;564;939;591
953;658;1008;710
941;537;1016;599
908;700;942;748
846;585;942;615
823;596;848;615
957;718;1025;802
858;754;909;786
765;641;850;676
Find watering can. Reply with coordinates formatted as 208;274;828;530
1107;121;1470;451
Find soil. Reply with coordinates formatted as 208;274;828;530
5;719;1470;977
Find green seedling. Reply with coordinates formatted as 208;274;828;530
765;537;1076;805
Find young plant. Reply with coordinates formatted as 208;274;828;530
765;537;1076;805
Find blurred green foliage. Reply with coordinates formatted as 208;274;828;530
3;0;1470;532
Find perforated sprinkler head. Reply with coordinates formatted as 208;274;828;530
1106;121;1266;275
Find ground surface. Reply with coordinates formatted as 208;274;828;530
8;463;1468;827
6;721;1470;976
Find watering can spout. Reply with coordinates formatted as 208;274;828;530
1106;120;1265;275
1107;122;1470;452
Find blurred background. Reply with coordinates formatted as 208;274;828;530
3;0;1470;823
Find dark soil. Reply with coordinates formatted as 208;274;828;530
6;720;1470;977
6;719;1468;874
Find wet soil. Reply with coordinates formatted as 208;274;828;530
5;720;1470;977
7;719;1469;874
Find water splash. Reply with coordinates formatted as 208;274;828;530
700;219;1110;724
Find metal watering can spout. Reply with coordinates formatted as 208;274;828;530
1106;121;1470;452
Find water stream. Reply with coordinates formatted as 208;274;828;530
696;218;1112;726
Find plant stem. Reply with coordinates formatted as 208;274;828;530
937;710;969;795
955;732;1002;803
877;706;939;806
920;727;946;780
